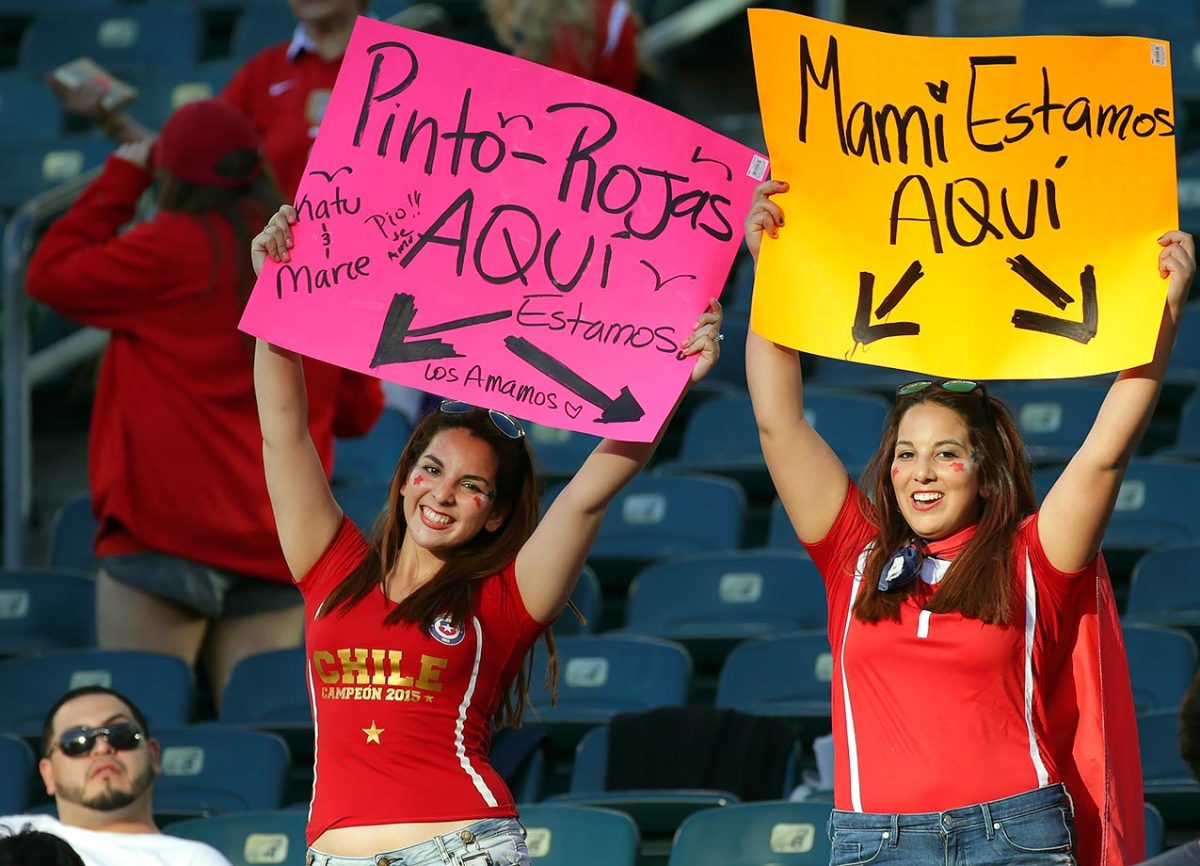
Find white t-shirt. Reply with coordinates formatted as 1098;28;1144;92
0;815;231;866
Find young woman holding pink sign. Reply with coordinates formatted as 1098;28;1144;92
250;203;722;865
743;178;1193;866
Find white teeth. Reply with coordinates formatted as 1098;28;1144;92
421;506;451;525
913;492;943;503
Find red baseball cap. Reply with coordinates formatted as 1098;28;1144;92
152;99;262;188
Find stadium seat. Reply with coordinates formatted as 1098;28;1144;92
715;632;834;739
1145;801;1166;858
546;473;745;591
668;800;835;866
806;355;924;393
0;733;34;815
1139;709;1200;829
155;725;290;817
528;635;692;728
1166;301;1200;384
1123;624;1199;714
230;5;303;62
19;7;203;78
991;382;1108;464
552;565;600;637
332;407;411;487
48;493;98;573
218;648;311;759
0;568;96;655
1032;460;1200;556
0;649;193;737
1013;0;1197;38
132;61;242;131
167;810;307;866
0;78;61;144
1158;391;1200;459
518;804;639;866
767;498;802;551
332;481;390;535
524;422;601;485
624;551;825;668
706;316;749;389
1126;544;1200;634
0;138;109;212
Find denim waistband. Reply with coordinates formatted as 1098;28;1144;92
307;817;522;866
830;784;1073;833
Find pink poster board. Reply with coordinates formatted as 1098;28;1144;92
239;17;765;441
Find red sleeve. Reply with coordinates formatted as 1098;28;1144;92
489;562;546;642
333;369;384;438
24;156;178;328
802;483;875;597
298;515;371;600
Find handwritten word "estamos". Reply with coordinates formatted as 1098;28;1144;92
517;293;680;354
348;40;733;243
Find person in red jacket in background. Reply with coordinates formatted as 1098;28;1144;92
484;0;641;93
25;100;382;704
53;0;368;202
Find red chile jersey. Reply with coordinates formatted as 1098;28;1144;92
805;485;1143;866
299;517;546;843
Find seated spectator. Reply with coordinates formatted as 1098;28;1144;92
25;99;382;703
484;0;641;92
0;687;229;866
1139;670;1200;864
0;830;85;866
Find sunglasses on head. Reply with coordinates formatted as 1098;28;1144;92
895;379;993;426
52;722;144;758
439;400;525;440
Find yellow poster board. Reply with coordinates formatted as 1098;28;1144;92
749;10;1177;379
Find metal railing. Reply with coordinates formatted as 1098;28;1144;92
3;168;109;568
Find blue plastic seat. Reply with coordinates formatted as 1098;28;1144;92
528;634;692;727
806;356;925;394
668;800;835;866
48;492;99;573
20;7;202;78
1123;624;1198;714
715;632;833;731
1158;391;1200;459
706;316;750;389
1032;460;1200;553
1139;709;1200;839
0;568;96;655
625;551;825;668
991;383;1108;464
518;804;639;866
166;810;307;866
332;407;412;487
547;473;745;590
1126;544;1200;633
0;649;193;737
155;725;290;817
1145;801;1166;858
767;498;802;551
0;733;34;814
132;62;241;131
0;138;109;211
1166;301;1200;384
0;79;61;144
230;5;302;62
218;647;310;739
552;565;600;637
332;481;391;536
524;422;602;485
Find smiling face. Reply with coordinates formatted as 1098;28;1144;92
400;428;508;554
891;402;984;541
39;693;158;817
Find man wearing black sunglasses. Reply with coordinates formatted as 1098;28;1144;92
0;686;230;866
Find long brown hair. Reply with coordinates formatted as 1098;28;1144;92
854;386;1036;625
156;148;280;309
319;406;559;727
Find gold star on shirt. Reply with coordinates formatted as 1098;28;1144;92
425;695;434;703
363;721;384;744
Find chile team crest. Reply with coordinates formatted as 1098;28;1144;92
430;615;466;646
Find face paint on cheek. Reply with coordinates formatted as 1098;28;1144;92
951;462;965;473
412;475;424;486
891;466;901;479
472;495;483;508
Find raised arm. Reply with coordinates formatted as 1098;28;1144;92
513;301;723;623
251;206;343;580
1039;231;1196;571
744;180;850;543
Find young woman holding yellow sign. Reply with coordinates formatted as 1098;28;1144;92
744;178;1193;866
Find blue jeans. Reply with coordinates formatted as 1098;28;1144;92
829;784;1077;866
306;819;528;866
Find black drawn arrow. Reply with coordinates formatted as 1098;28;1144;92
370;293;512;367
1008;256;1098;344
852;260;924;345
504;336;645;423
